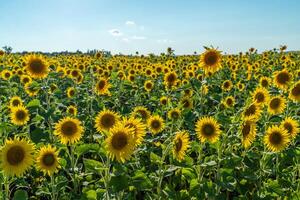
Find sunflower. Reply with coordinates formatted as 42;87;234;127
54;117;84;145
251;87;270;105
172;131;190;161
222;80;233;91
67;87;75;98
237;82;245;91
267;96;286;115
224;96;235;108
144;80;154;92
94;110;120;133
36;145;60;175
95;78;111;96
9;96;23;108
264;125;290;152
159;96;168;106
280;117;299;140
24;82;40;96
147;115;165;135
164;72;178;88
0;137;35;177
289;81;300;103
200;48;222;73
240;120;257;148
195;116;221;143
121;117;146;146
131;106;151;121
242;103;262;121
10;105;30;126
260;76;271;88
273;69;292;90
105;125;135;163
168;108;181;120
25;54;49;79
1;69;12;80
20;75;32;85
67;105;78;116
180;97;193;110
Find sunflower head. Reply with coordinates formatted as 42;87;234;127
172;131;190;161
144;80;154;92
54;117;84;145
36;145;60;175
10;105;30;126
67;105;78;116
25;54;49;79
224;96;235;108
289;81;300;103
240;120;257;148
242;103;262;121
121;117;146;146
105;125;135;163
67;87;76;98
273;69;291;90
164;72;178;88
268;96;286;115
264;125;290;152
251;87;270;105
0;137;35;177
200;48;222;73
94;110;120;133
132;106;151;121
147;115;165;135
95;78;111;96
195;116;221;143
168;108;181;120
280;117;299;140
9;96;23;108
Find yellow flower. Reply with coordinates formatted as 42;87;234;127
36;145;60;175
273;69;292;90
240;120;257;148
280;117;299;140
195;116;221;143
267;96;286;115
10;105;30;126
25;54;49;79
54;117;84;145
172;131;190;161
105;125;135;163
147;115;165;135
289;81;300;103
0;137;35;177
94;110;120;133
200;48;222;74
120;117;146;146
264;125;290;152
95;78;111;96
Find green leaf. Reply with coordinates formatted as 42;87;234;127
13;190;28;200
181;167;196;180
200;160;217;167
150;152;162;164
29;128;49;144
27;99;41;108
84;190;97;200
131;170;153;190
83;158;105;174
76;144;100;157
110;175;128;192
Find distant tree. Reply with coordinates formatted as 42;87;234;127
167;47;174;56
2;46;13;53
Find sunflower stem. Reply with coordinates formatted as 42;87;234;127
50;175;56;200
3;175;10;200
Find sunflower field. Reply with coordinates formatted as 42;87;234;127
0;46;299;200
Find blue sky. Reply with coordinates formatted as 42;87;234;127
0;0;299;54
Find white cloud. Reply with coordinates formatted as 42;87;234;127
108;29;123;37
125;21;136;26
157;39;174;43
122;38;130;43
132;35;147;40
